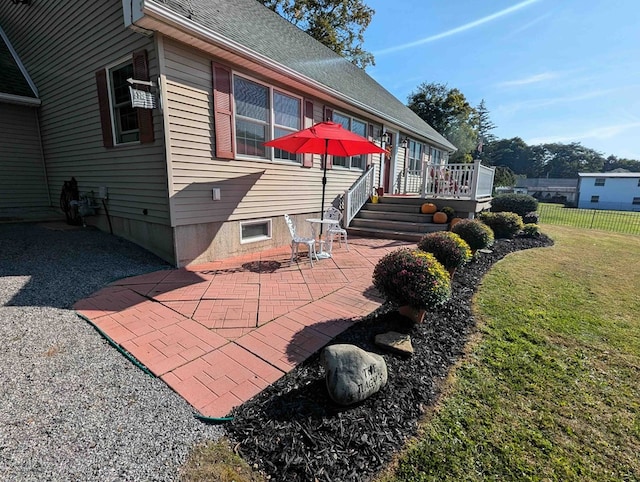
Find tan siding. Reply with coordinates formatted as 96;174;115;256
163;39;364;227
0;104;49;208
0;0;170;226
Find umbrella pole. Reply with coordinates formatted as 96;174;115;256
320;140;328;237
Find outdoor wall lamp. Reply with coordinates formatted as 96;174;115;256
400;137;409;148
380;131;391;144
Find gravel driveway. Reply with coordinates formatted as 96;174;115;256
0;223;223;481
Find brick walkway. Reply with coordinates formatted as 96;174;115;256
74;236;412;417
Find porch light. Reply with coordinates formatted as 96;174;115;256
400;137;409;148
380;131;391;144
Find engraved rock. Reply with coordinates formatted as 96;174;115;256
321;344;388;406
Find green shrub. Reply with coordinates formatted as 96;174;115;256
522;223;540;237
417;231;472;271
491;193;538;217
478;211;524;239
450;219;494;251
441;206;456;219
372;248;451;309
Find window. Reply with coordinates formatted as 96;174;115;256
591;196;599;203
233;75;301;162
431;147;443;165
331;111;367;169
96;50;154;148
240;218;272;243
595;178;605;186
109;61;139;144
408;140;423;171
633;197;640;205
637;178;640;187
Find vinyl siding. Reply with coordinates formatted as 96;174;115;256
163;39;367;227
0;0;169;226
0;104;48;208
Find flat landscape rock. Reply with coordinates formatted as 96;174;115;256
375;331;414;355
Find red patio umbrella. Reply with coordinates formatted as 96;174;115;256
264;121;386;233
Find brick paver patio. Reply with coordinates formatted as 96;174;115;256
74;236;412;417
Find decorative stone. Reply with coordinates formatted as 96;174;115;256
375;331;414;355
477;248;493;254
321;344;388;406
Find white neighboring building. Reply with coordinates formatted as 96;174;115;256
577;173;640;211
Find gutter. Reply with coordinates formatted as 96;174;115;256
0;93;41;106
139;0;455;152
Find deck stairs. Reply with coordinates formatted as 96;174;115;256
347;196;449;242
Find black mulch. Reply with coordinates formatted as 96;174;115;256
225;234;554;482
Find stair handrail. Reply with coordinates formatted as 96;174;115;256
344;165;375;227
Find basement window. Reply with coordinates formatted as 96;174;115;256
590;196;599;203
633;197;640;205
240;218;272;244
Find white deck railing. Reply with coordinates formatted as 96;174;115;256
398;160;495;200
344;165;375;227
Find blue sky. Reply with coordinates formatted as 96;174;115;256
363;0;640;160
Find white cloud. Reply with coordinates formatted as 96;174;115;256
498;72;560;87
374;0;541;56
528;121;640;145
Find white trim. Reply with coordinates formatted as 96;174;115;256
232;72;303;164
0;26;39;99
240;218;272;244
141;0;456;153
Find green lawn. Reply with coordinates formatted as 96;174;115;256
378;225;640;481
538;202;640;235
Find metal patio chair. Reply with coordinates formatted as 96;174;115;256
284;214;317;266
324;206;348;251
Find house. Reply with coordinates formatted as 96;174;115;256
1;0;463;267
577;172;640;211
0;27;47;220
514;178;579;205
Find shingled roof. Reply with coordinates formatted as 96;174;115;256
155;0;456;151
0;27;37;100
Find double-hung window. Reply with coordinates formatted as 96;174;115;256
109;61;139;144
331;111;367;169
96;50;154;148
233;75;301;162
408;140;423;172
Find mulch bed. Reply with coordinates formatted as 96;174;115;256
226;234;554;482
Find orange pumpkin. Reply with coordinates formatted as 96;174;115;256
433;211;448;224
421;203;437;214
449;217;463;229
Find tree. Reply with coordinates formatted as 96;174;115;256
472;99;497;161
492;166;517;188
539;143;605;178
407;82;477;162
604;155;640;172
258;0;375;69
483;137;540;177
